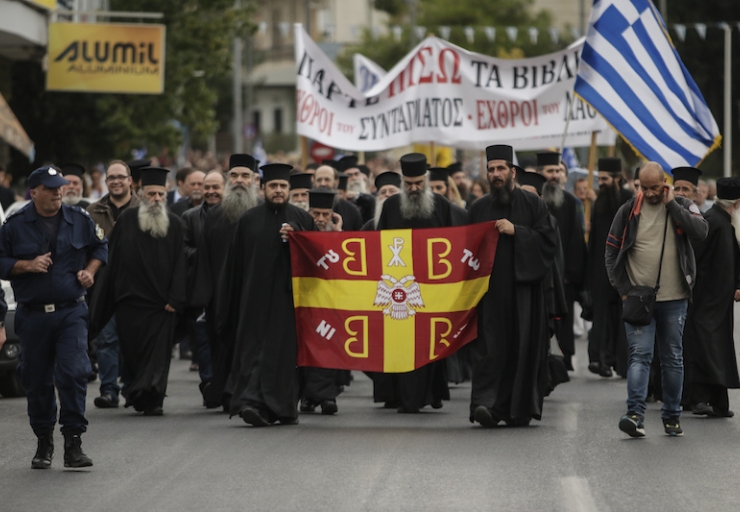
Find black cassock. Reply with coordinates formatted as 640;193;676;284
192;204;244;409
334;198;363;231
218;202;315;421
547;192;587;362
468;187;557;424
91;207;186;411
683;204;740;407
373;193;453;411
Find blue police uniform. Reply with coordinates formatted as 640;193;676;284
0;200;107;436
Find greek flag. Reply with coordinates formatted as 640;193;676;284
575;0;720;173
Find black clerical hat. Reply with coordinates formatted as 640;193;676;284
447;161;463;174
127;159;151;183
59;162;86;178
671;167;702;186
537;151;560;167
486;145;513;162
375;171;401;190
338;155;359;171
516;168;546;195
429;167;450;183
400;153;427;177
338;173;348;191
229;154;258;171
598;157;622;176
358;164;370;177
322;159;340;171
139;167;169;187
716;178;740;200
260;163;293;183
308;189;336;209
290;172;313;190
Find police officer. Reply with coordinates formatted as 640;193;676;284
0;165;108;469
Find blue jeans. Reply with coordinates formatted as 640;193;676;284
97;315;121;397
624;299;687;419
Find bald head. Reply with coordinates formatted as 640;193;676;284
640;161;668;205
314;165;338;189
639;162;665;184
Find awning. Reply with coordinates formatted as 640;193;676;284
0;92;34;160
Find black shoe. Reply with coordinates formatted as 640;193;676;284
663;417;683;437
619;412;646;438
94;392;119;409
31;432;53;469
383;401;400;409
320;400;338;415
692;402;716;416
397;405;420;414
279;416;299;425
240;407;269;427
300;398;317;413
143;405;163;416
507;417;532;427
588;362;601;375
431;400;443;409
564;356;574;372
473;406;499;428
713;407;735;418
63;433;93;468
599;365;613;378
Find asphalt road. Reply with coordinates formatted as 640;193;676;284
2;332;740;512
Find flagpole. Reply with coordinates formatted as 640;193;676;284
559;92;576;156
584;131;598;243
358;151;365;164
723;23;732;177
300;136;309;170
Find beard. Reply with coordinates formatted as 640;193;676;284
542;181;564;209
62;193;82;206
138;200;169;238
347;179;368;195
291;200;309;212
222;182;258;223
373;196;387;228
488;175;514;207
399;184;435;220
730;207;740;246
594;183;620;217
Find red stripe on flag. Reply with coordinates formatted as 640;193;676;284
289;230;383;281
413;310;478;368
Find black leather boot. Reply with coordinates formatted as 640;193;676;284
31;431;54;469
63;432;93;468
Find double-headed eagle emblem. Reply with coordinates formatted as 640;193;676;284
374;274;424;320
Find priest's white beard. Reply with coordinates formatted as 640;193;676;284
291;200;309;212
732;207;740;246
373;196;386;228
138;200;169;238
399;184;435;220
62;193;82;206
542;181;565;209
347;179;368;195
222;182;258;223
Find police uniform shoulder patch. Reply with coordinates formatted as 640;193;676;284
95;224;104;240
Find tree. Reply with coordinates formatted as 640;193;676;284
8;0;254;175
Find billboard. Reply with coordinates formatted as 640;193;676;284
47;22;166;94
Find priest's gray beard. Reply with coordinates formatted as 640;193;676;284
347;179;368;195
542;181;564;209
138;200;169;238
731;206;740;245
222;182;258;223
292;200;309;212
62;193;82;206
399;184;435;220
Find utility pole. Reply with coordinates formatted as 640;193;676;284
232;0;243;154
723;23;732;177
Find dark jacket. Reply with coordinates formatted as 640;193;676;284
604;194;708;298
87;192;140;239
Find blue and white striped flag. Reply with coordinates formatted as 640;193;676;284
575;0;720;174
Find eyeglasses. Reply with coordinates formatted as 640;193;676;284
106;175;130;182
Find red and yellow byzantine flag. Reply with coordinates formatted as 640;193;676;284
289;222;499;373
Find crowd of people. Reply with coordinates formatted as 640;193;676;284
0;144;738;469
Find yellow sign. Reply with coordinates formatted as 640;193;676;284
47;23;166;94
28;0;57;9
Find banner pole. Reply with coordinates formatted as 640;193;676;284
584;131;598;242
607;145;615;157
430;141;436;166
301;136;309;170
358;151;365;164
559;92;576;155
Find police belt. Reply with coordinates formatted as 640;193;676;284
20;296;85;313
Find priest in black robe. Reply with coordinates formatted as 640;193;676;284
537;151;587;370
683;177;740;417
91;167;186;415
218;163;315;426
313;163;364;231
469;145;557;427
586;158;632;378
192;154;261;410
374;153;453;413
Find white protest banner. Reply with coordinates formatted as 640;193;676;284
353;53;388;93
295;24;615;151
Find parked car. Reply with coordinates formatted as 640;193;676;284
0;279;23;397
